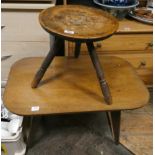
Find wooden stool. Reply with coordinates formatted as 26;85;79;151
3;56;149;149
31;5;119;104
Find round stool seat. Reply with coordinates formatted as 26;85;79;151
39;5;119;41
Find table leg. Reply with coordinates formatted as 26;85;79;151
74;42;81;58
86;42;112;104
23;116;41;153
106;111;121;144
31;37;61;88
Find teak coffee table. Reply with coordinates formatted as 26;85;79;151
3;56;149;149
31;5;119;104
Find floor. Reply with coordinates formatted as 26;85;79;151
27;89;152;155
120;89;153;155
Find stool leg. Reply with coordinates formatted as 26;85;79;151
74;42;81;58
31;37;61;88
106;111;121;144
86;42;112;104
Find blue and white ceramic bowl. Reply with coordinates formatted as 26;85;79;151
94;0;139;19
102;0;135;6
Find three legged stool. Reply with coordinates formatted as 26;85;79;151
31;5;119;104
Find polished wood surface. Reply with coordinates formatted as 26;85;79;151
3;56;149;116
39;5;119;41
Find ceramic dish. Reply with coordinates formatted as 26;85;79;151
128;7;153;24
94;0;139;19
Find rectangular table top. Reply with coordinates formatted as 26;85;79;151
3;56;149;116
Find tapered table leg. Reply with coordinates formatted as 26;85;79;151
31;37;61;88
106;111;121;144
74;42;81;58
86;42;112;104
22;116;41;154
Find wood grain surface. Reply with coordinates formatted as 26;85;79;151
3;56;149;116
39;5;119;41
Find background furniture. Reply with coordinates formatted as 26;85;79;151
65;19;153;86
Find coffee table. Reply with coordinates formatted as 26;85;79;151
3;56;149;149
